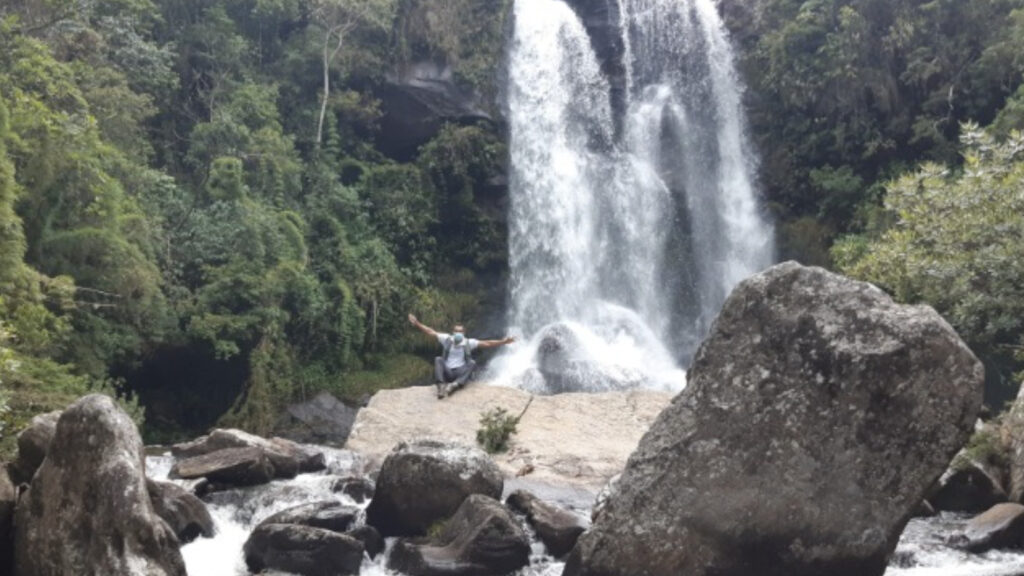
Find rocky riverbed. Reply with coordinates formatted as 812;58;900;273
140;446;1024;576
6;392;1024;576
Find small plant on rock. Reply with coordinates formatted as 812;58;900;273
476;407;518;454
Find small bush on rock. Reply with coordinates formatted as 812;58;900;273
476;407;517;454
954;426;1009;472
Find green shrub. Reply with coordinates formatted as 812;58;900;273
476;407;518;454
952;425;1009;472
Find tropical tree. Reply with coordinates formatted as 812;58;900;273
310;0;395;146
834;124;1024;383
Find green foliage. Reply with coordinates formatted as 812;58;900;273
426;518;448;539
0;312;15;440
0;0;509;439
836;125;1024;382
393;0;512;99
952;425;1009;472
728;0;1024;241
207;157;248;201
417;124;507;271
312;353;429;403
476;406;518;454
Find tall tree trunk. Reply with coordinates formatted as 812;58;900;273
316;32;345;147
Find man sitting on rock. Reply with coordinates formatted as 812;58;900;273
408;314;516;398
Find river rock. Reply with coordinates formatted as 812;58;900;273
243;523;364;576
280;392;360;445
388;494;531;576
961;503;1024;552
147;478;215;544
331;476;375;503
260;501;359;533
506;489;587;557
366;440;503;537
170;446;275;487
172;428;325;478
14;394;186;576
930;459;1007;513
8;410;60;485
349;525;385;559
0;467;14;573
565;262;984;576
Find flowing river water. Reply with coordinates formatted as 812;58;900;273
146;451;1024;576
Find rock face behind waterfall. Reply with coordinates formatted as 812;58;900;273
565;262;984;576
14;394;186;576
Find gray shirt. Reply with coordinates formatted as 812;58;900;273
437;333;480;370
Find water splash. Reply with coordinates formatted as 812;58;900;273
495;0;774;393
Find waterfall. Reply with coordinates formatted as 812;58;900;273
491;0;774;394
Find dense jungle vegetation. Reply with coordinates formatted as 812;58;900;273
0;0;512;451
721;0;1024;401
1;0;1023;452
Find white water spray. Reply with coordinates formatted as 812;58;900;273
492;0;774;393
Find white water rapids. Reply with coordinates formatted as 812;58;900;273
491;0;775;393
146;451;1024;576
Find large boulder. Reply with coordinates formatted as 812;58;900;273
0;468;14;574
389;494;531;576
959;503;1024;553
14;395;186;576
260;501;359;533
170;446;275;487
930;459;1008;513
332;476;375;504
349;525;385;559
243;523;363;576
507;489;587;557
565;262;984;576
147;478;215;544
280;392;360;445
366;440;503;537
171;428;325;477
8;410;60;485
346;384;670;491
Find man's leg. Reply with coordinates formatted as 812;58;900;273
434;357;449;398
448;360;477;392
434;357;446;383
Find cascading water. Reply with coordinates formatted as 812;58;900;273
152;451;1024;576
491;0;775;394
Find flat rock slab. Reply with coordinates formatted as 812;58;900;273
963;503;1024;552
171;446;275;486
345;383;672;491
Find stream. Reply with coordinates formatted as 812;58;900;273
146;450;1024;576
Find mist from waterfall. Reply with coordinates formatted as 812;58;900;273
490;0;774;394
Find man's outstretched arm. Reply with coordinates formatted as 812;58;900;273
476;336;516;350
408;314;439;338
